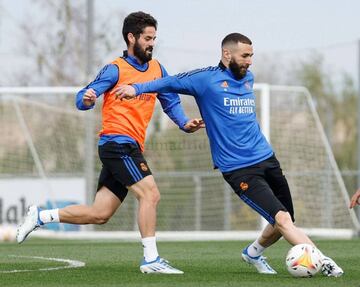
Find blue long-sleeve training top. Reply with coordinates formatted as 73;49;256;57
75;54;189;146
132;62;274;172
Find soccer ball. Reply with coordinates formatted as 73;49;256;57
285;244;322;277
0;225;17;242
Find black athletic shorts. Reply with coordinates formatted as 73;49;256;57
222;154;294;225
97;142;152;201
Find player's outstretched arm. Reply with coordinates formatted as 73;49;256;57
76;64;118;110
183;118;205;133
349;188;360;208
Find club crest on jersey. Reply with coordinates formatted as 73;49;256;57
221;81;228;91
244;81;251;90
140;163;148;171
221;81;229;88
240;182;249;191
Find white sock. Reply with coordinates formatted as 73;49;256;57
247;239;265;257
39;209;60;224
316;248;326;260
142;236;159;262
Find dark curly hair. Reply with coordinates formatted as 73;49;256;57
122;11;158;45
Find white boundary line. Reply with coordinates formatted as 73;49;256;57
0;255;85;273
31;229;356;241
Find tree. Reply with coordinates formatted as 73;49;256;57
290;54;358;173
18;0;125;86
2;1;127;175
292;54;336;137
332;74;358;170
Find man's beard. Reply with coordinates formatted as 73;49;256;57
134;41;153;63
229;59;248;80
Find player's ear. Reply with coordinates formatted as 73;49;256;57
222;48;232;62
127;33;136;45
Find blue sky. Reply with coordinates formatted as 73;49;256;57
1;0;360;84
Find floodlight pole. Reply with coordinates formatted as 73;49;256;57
85;0;95;216
260;84;270;230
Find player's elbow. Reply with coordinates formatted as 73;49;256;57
75;102;84;110
75;90;89;110
75;98;88;111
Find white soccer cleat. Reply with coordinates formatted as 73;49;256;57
140;256;184;274
321;257;344;277
16;205;42;244
242;247;277;274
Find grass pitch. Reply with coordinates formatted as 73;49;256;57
0;238;358;287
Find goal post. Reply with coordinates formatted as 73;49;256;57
256;84;360;233
0;85;358;240
266;84;360;232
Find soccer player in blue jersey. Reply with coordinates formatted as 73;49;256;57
115;33;344;277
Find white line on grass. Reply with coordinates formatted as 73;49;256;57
0;255;85;273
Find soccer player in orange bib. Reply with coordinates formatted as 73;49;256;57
16;11;204;274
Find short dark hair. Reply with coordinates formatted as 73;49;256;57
221;33;252;47
122;11;158;45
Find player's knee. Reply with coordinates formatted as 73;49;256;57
274;211;293;229
148;185;160;206
92;212;112;225
133;180;160;205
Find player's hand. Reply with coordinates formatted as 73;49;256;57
82;88;97;106
113;85;136;100
349;189;360;208
183;118;205;133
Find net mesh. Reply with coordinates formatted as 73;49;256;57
0;86;355;232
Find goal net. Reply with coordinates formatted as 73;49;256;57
0;85;358;240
